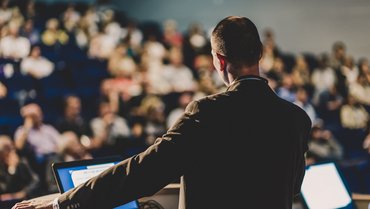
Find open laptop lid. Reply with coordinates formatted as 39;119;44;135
52;156;140;209
300;161;357;209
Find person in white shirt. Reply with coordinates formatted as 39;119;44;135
0;21;30;60
162;47;197;92
20;45;54;79
143;37;170;94
311;54;337;105
341;55;359;85
89;101;130;151
13;103;61;192
14;103;61;160
88;31;116;60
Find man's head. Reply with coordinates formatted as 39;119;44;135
0;135;14;162
20;103;43;127
30;45;41;58
211;16;262;84
59;131;89;159
64;95;81;119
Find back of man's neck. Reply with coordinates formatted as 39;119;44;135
231;64;260;81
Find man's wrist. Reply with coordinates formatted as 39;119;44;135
52;197;60;209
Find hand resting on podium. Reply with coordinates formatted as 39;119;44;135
12;193;60;209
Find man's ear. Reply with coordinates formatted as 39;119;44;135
216;53;227;72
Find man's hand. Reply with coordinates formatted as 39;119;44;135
12;193;59;209
23;116;34;131
12;199;53;209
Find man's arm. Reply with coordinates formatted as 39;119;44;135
293;113;312;196
13;101;201;209
14;117;33;151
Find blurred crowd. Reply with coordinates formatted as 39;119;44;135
0;0;369;206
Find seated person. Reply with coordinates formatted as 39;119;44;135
0;21;30;60
0;135;39;202
14;103;61;192
55;95;90;138
306;125;343;164
20;45;54;79
46;131;92;193
41;18;69;46
89;101;130;156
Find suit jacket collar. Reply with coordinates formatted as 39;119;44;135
226;75;268;91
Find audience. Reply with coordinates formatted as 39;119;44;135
14;103;61;158
306;125;343;164
162;47;197;93
20;45;54;79
88;25;116;60
13;103;61;192
294;87;317;125
0;21;30;60
89;101;130;156
137;95;166;145
291;55;310;87
19;19;40;45
0;0;12;26
166;91;193;129
311;53;337;105
340;94;369;130
107;43;137;77
341;55;359;85
276;73;296;103
55;95;90;138
0;1;369;198
340;94;369;159
41;18;69;47
349;67;370;107
121;20;143;54
163;19;183;48
0;135;39;202
142;35;169;94
46;131;91;193
62;4;81;33
119;117;149;158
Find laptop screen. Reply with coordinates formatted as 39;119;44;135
52;157;139;209
300;162;356;209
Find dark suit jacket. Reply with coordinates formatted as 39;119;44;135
58;75;311;209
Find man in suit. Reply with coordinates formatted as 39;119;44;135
12;16;311;209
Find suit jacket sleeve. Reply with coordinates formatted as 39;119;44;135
293;113;311;196
57;101;201;209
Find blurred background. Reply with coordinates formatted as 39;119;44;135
0;0;369;208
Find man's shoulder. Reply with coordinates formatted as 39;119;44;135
271;96;312;127
195;91;231;106
284;99;312;127
184;91;230;115
42;124;61;133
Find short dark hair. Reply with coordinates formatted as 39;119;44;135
212;16;262;67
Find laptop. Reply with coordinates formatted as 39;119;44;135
52;156;140;209
300;161;357;209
